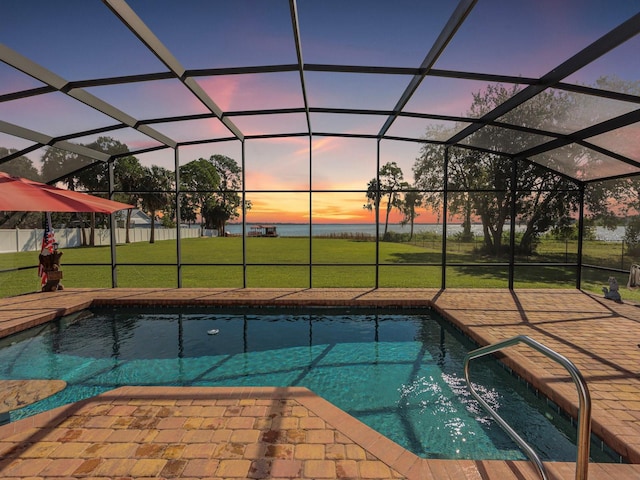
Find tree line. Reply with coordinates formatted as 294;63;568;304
365;76;640;256
0;138;246;245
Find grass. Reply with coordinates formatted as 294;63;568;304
1;236;638;302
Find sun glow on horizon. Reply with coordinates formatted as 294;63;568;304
243;190;439;225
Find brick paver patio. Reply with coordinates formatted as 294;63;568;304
0;287;639;479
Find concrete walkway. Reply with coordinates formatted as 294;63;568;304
0;288;639;479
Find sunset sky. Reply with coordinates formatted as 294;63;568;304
1;1;638;224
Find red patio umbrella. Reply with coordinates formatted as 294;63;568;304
0;172;133;213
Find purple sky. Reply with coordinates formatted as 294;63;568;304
1;0;638;222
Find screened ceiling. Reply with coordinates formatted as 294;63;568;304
1;0;639;185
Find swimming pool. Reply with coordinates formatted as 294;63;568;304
0;306;609;461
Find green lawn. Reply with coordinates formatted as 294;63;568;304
1;236;637;302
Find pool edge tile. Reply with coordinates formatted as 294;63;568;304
294;388;423;479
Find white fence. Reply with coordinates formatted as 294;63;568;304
0;227;209;253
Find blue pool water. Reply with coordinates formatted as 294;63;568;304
0;307;608;461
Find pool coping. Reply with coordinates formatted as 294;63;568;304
0;385;600;480
0;385;432;478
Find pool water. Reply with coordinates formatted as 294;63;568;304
0;307;609;461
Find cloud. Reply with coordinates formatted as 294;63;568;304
196;76;239;112
304;137;339;155
196;72;303;112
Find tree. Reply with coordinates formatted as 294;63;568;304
414;82;629;256
0;148;40;180
139;165;172;244
400;190;422;241
363;177;380;217
207;155;245;235
364;162;408;239
413;142;479;242
41;147;87;188
179;158;220;234
40;137;136;245
113;155;145;243
595;77;640;235
74;137;132;246
41;146;95;243
624;216;640;255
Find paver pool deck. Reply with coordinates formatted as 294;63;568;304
0;287;639;479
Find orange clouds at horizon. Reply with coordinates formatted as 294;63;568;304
244;191;439;224
244;210;440;225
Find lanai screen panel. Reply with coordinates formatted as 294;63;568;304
1;1;638;184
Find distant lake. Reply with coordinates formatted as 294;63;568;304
225;223;626;241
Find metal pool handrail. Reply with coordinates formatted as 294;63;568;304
463;335;592;480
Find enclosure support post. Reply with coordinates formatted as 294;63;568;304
442;147;449;290
309;134;313;288
242;140;247;289
108;160;118;288
175;147;182;288
375;139;381;289
576;183;585;290
508;158;518;290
